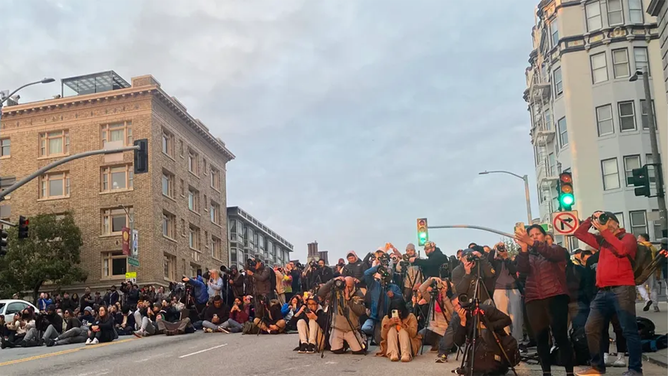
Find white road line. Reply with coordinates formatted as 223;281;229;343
178;343;228;358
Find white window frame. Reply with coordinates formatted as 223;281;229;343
162;170;174;198
618;101;637;132
586;1;603;31
101;207;133;235
101;164;133;192
164;253;176;280
210;201;220;224
614;212;625;229
0;138;10;157
212;236;222;260
187;187;199;212
591;52;609;84
634;47;650;76
629;210;648;237
162;211;176;239
210;167;221;191
628;0;644;24
601;158;621;190
612;48;630;78
101;121;132;147
39;172;70;199
162;130;174;157
188;149;199;175
189;224;200;250
553;67;563;96
623;154;641;186
39;130;69;157
596;104;615;136
607;0;624;26
551;19;560;47
102;251;128;279
557;117;568;148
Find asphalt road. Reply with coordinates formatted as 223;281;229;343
0;331;664;376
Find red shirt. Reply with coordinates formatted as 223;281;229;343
574;218;637;288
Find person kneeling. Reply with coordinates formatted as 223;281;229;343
377;298;421;362
297;296;327;354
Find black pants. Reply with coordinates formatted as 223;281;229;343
525;294;573;373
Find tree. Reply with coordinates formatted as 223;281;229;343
0;212;87;303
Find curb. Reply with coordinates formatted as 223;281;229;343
644;353;668;368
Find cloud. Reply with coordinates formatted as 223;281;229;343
1;0;540;261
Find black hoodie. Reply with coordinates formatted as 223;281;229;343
46;311;64;334
412;247;448;278
342;255;366;282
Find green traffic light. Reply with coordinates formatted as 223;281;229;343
419;232;426;239
561;194;574;206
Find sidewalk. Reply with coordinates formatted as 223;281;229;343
636;301;668;368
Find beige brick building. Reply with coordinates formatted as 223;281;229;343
0;71;235;291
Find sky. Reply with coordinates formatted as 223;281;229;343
0;0;541;262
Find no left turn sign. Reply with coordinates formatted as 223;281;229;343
551;211;579;236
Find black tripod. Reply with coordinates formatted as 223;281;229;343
419;280;450;355
319;286;366;358
456;263;518;376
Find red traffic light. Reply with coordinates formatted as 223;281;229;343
560;172;572;184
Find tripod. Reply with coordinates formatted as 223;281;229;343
457;262;518;376
320;286;366;358
419;280;450;355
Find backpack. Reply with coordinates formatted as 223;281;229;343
241;321;260;334
267;267;277;293
628;242;657;285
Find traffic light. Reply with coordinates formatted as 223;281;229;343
18;216;29;239
627;165;651;197
417;218;429;246
0;229;7;256
134;139;148;174
557;172;575;211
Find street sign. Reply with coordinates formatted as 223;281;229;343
551;210;579;236
128;257;140;267
122;227;130;256
125;272;137;279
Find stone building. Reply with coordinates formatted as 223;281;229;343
0;71;234;291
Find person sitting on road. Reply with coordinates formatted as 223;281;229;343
133;300;157;337
223;297;248;333
1;313;26;349
296;296;327;354
202;296;230;333
155;299;193;336
86;305;115;345
377;298;421;362
41;304;64;344
318;276;367;355
115;306;136;336
253;297;286;334
282;295;304;331
46;309;88;347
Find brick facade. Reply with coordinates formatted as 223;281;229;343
0;73;234;292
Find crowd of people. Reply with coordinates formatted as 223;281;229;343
0;210;666;376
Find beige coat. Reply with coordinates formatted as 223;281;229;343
376;313;422;357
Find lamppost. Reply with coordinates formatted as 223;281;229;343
479;170;533;224
0;77;55;128
630;68;667;247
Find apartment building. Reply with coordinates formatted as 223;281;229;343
648;0;668;187
0;71;235;290
524;0;668;245
227;206;293;267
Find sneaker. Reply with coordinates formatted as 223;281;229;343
298;343;307;354
435;354;447;363
204;328;213;333
643;301;653;312
621;371;642;376
91;338;99;345
576;369;604;376
293;345;301;351
218;327;230;334
390;354;399;362
85;338;92;345
604;353;611;366
133;331;144;338
613;353;626;367
45;339;55;347
306;344;315;354
653;306;660;312
401;355;411;362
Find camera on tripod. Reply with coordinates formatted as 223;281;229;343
457;293;473;310
465;252;480;263
245;257;257;273
334;278;346;290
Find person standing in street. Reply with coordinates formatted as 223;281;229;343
574;211;643;376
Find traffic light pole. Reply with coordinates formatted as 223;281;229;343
639;67;668;249
0;145;139;202
428;225;515;239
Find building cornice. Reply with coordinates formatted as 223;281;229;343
648;0;666;16
1;85;235;162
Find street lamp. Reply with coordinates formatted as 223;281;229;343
1;78;56;126
630;68;668;247
479;170;534;224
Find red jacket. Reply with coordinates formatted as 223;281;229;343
574;218;637;288
516;241;569;303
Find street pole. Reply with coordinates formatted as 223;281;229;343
0;78;56;128
479;170;533;224
638;67;668;248
428;224;515;239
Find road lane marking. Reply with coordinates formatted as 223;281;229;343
178;343;228;358
0;338;135;367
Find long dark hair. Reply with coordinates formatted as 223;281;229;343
389;298;409;320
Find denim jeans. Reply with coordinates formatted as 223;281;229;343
585;286;642;374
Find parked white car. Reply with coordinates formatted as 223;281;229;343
0;299;38;317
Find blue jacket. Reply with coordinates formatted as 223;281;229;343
207;277;223;298
38;298;53;311
188;277;209;304
363;265;402;321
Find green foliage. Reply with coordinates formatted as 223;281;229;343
502;238;521;260
0;212;87;303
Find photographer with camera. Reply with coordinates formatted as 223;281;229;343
363;254;403;345
246;258;276;300
452;245;496;304
574;211;643;376
342;251;366;287
295;296;327;354
515;224;573;376
409;241;448;279
228;265;245;300
314;259;334;286
453;294;516;376
417;276;455;354
318;276;367;354
182;276;209;319
396;243;423;302
490;242;523;343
